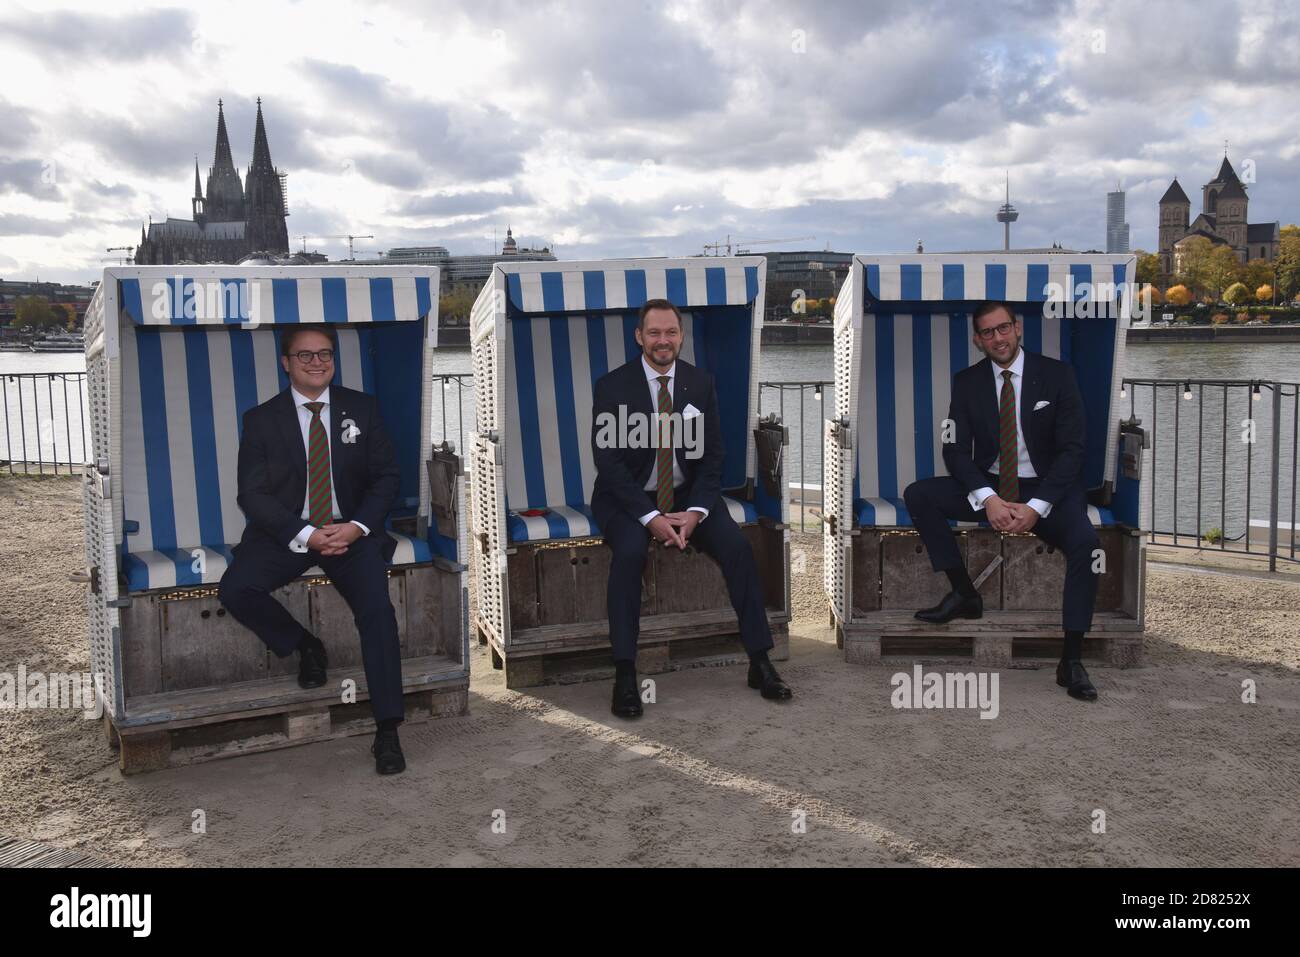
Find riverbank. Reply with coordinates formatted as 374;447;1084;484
1128;324;1300;344
2;474;1298;867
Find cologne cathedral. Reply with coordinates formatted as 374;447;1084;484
134;99;290;265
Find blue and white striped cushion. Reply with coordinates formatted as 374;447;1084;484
507;495;758;543
121;531;433;592
117;321;430;592
854;497;1117;529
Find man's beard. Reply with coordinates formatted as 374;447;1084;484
645;343;678;365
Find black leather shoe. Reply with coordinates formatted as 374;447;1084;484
914;590;983;623
1056;659;1098;701
611;668;643;719
748;658;793;700
372;727;406;775
297;634;328;689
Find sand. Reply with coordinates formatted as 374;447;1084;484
1;474;1297;867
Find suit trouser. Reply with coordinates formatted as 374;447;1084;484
902;476;1100;633
217;532;404;722
603;491;774;663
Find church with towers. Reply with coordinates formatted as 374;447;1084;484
1157;153;1281;281
134;99;290;265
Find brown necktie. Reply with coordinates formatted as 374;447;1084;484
998;370;1019;502
304;401;333;527
655;376;674;513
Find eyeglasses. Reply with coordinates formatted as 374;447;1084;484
291;349;334;364
975;321;1016;341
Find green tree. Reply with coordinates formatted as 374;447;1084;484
1134;251;1161;287
1223;282;1249;305
1243;257;1274;294
437;287;477;323
1275;225;1300;302
1205;245;1243;300
13;295;62;331
1174;236;1215;297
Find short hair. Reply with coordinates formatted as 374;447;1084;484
971;300;1017;335
637;298;683;330
281;323;337;357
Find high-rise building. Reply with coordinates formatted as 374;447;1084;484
1106;187;1130;254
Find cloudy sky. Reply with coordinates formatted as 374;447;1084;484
1;0;1298;283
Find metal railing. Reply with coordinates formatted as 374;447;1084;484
758;381;832;531
1;372;90;476
1121;378;1298;570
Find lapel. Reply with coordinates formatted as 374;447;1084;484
275;390;307;488
671;359;691;416
1018;350;1041;436
629;358;655;418
976;357;1000;433
328;386;350;511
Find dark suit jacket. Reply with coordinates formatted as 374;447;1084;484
235;384;401;560
942;350;1086;507
590;358;725;528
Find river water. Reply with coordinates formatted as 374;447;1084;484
4;341;1297;542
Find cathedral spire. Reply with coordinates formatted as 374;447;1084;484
250;97;274;171
193;156;202;198
213;99;235;170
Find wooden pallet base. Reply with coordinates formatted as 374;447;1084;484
487;623;790;689
109;663;469;774
838;611;1142;669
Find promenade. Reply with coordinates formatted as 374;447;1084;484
3;474;1297;867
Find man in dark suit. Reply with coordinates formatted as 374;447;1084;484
217;324;409;772
902;301;1101;701
590;298;792;719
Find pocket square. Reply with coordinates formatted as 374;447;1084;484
1033;400;1051;411
682;403;702;418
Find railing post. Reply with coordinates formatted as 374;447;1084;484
1269;381;1282;572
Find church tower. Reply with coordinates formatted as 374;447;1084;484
1157;178;1190;280
205;100;245;222
191;157;205;224
243;98;289;254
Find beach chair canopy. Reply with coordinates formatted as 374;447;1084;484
474;259;775;542
105;267;445;591
841;254;1136;530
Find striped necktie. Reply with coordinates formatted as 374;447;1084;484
998;370;1019;502
303;401;333;527
655;375;674;513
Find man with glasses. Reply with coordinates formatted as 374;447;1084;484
218;324;409;772
902;301;1101;701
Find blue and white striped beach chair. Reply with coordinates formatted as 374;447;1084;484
79;266;470;770
824;254;1145;662
470;258;791;683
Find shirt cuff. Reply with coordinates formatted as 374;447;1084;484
968;486;996;511
687;506;709;519
291;525;315;551
1026;498;1052;519
638;510;660;526
350;520;370;536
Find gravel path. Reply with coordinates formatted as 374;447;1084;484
2;475;1297;867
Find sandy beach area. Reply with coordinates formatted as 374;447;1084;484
1;473;1297;867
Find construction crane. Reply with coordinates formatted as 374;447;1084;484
704;235;815;256
106;245;134;265
299;234;374;260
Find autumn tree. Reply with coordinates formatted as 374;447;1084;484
1165;285;1192;307
1223;282;1249;305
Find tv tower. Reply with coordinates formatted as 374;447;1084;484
995;171;1018;251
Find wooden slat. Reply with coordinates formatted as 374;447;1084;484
116;654;466;730
844;609;1142;636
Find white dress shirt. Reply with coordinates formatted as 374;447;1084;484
288;386;370;550
637;356;710;527
968;348;1053;519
